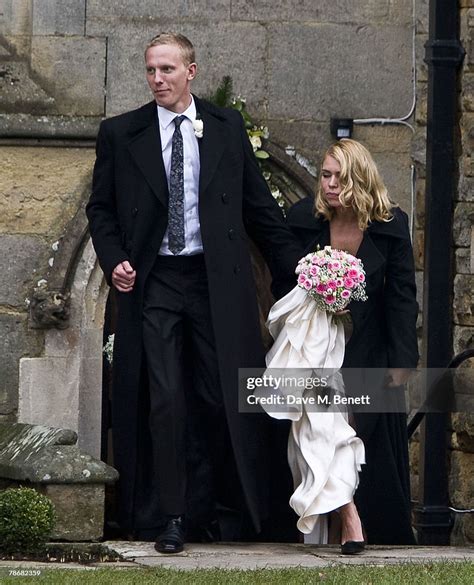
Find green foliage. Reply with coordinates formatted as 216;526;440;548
0;487;55;554
207;75;234;108
206;76;286;212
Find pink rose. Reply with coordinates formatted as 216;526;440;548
298;273;306;285
303;279;312;290
327;280;337;290
316;283;327;293
309;265;319;277
341;289;351;299
343;277;355;289
358;273;365;282
348;268;359;279
336;278;343;287
325;295;336;304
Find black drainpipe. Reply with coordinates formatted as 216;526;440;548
413;0;465;545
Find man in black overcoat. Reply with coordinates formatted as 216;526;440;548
86;32;302;552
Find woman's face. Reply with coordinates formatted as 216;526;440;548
321;155;342;208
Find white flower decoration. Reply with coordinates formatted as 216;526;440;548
250;135;261;152
193;118;204;138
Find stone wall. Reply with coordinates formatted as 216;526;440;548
449;0;474;545
0;1;418;425
409;0;474;545
0;146;95;422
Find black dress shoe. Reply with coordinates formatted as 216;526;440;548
341;540;366;555
155;516;185;554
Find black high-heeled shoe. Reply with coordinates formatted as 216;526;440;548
341;539;366;555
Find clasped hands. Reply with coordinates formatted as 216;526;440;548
112;260;136;292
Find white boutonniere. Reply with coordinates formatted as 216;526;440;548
193;117;204;138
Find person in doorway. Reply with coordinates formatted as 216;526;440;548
285;139;419;545
86;32;302;553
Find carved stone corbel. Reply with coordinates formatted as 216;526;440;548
29;288;71;330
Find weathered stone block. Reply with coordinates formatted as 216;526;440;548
267;24;413;121
450;450;474;508
0;235;48;306
30;36;106;116
42;484;105;541
415;178;425;228
461;112;474;153
462;73;474;111
454;274;474;326
0;147;94;236
412;128;427;178
458;175;474;202
32;0;86;35
413;229;424;271
416;0;429;35
355;125;412;154
416;34;429;82
451;413;474;444
0;315;43;416
415;270;424;310
451;513;474;545
104;22;267;117
231;0;395;23
19;357;80;433
455;247;472;274
0;0;31;36
454;325;474;356
86;0;230;28
453;203;474;246
0;62;55;115
415;83;428;126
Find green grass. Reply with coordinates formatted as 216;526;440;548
0;562;473;585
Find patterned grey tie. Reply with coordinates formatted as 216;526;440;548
168;115;186;255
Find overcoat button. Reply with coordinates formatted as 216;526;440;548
132;207;138;216
221;193;229;204
228;229;236;239
234;265;241;274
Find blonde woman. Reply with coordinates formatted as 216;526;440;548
286;139;418;545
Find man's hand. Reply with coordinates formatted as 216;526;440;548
112;261;136;293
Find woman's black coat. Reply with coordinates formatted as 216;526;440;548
287;196;419;545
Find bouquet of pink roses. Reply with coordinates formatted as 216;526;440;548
296;246;368;313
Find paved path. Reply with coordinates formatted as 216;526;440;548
103;542;474;570
0;543;472;572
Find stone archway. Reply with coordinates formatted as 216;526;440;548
18;199;108;459
17;145;315;460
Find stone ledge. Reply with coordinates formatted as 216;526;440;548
0;423;118;540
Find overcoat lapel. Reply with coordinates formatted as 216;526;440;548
305;219;386;276
127;101;169;208
195;98;227;195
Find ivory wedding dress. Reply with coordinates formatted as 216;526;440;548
259;286;365;542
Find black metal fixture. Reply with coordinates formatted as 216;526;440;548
330;118;353;139
413;0;465;546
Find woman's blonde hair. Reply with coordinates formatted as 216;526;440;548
315;139;395;230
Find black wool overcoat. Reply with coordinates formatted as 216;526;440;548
86;97;303;536
287;197;419;545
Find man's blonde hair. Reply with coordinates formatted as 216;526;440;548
145;32;196;65
315;139;395;230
